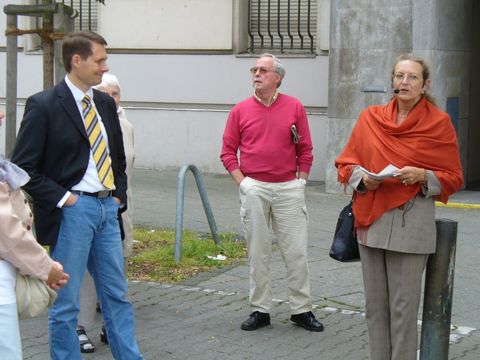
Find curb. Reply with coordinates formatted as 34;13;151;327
435;201;480;210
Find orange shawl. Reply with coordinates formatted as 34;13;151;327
335;98;463;228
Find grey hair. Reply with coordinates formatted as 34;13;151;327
259;53;286;87
96;73;121;93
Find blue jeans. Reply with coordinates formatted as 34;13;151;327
49;195;143;360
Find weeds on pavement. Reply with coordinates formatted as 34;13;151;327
127;227;246;283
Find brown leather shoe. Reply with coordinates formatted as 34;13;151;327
240;311;271;331
290;311;324;332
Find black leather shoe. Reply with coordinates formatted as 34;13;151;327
100;325;108;344
77;327;95;353
290;311;324;332
240;311;271;331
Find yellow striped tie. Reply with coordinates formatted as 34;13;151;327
82;95;115;189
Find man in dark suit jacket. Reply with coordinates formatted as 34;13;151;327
12;31;144;360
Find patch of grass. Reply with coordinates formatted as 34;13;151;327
127;227;247;283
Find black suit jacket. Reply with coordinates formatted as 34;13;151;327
11;80;127;246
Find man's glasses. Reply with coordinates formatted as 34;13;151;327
393;73;421;83
250;66;274;75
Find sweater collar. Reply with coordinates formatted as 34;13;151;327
253;90;279;107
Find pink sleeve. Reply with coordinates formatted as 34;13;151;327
220;110;241;173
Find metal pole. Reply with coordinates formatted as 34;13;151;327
190;166;220;246
174;164;220;262
5;14;18;158
3;2;73;157
420;218;458;360
174;166;188;262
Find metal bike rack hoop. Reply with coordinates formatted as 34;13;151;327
175;164;220;262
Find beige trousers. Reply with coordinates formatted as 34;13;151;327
239;177;311;314
359;244;428;360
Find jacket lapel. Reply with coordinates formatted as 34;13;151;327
57;80;88;140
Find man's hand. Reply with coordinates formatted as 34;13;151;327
298;171;309;181
231;169;246;186
47;261;69;290
64;193;78;207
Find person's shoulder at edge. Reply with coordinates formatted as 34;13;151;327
356;101;390;121
228;96;258;117
368;101;389;113
423;99;450;119
276;93;300;103
234;95;257;107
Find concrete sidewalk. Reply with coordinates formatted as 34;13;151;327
21;168;480;359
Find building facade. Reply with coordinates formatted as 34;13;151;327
0;0;477;189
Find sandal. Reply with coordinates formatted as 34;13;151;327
77;327;95;353
100;325;109;344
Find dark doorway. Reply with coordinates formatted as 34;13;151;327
467;2;480;189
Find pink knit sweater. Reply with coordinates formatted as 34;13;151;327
221;94;313;182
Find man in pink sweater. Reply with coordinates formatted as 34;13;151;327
221;54;322;332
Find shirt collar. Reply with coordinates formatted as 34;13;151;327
65;75;94;103
253;90;279;106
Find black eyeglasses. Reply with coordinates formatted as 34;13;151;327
250;66;274;75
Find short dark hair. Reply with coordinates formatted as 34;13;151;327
62;31;107;73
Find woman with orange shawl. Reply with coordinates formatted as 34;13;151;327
335;54;463;360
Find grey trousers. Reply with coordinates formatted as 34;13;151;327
359;245;428;360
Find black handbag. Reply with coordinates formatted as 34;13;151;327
329;201;360;262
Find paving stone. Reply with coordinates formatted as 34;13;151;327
20;169;480;359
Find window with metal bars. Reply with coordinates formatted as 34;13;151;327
248;0;317;54
23;0;98;51
55;0;99;31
